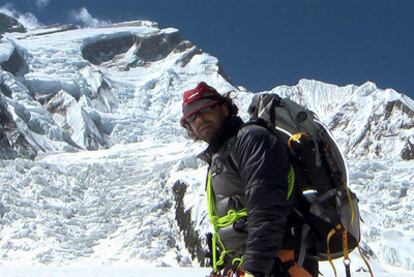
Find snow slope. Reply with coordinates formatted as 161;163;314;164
1;14;414;276
1;265;413;277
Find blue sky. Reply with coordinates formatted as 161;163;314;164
2;0;414;98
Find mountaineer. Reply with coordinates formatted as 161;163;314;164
180;82;319;277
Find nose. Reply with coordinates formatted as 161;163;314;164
193;112;205;124
189;111;207;128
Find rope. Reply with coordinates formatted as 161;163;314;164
206;163;294;273
287;165;295;200
341;179;356;277
207;170;248;272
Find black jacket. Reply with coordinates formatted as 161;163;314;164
198;116;290;274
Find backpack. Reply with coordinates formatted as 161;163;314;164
247;93;366;276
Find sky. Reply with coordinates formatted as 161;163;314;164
1;0;413;98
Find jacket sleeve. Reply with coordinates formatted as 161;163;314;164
232;125;290;274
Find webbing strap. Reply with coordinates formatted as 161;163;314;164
342;180;356;277
343;230;350;261
327;224;355;277
343;230;351;277
297;224;310;267
325;178;356;277
345;261;351;277
207;171;216;220
327;224;342;277
278;250;312;277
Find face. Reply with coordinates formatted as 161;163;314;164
188;103;229;143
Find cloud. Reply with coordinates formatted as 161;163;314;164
35;0;50;9
0;4;43;30
70;7;111;28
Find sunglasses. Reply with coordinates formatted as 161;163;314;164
186;104;218;123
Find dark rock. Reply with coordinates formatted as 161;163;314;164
218;63;235;86
400;187;408;198
13;132;38;159
0;13;26;34
32;24;78;36
0;94;37;160
174;40;195;53
0;127;18;159
82;31;186;65
0;97;10;126
1;47;29;76
177;46;202;67
0;202;5;219
352;119;372;149
82;34;136;65
134;31;183;62
401;139;414;160
172;181;205;266
0;82;13;98
384;100;414;121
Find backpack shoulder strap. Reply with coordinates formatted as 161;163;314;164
227;118;280;177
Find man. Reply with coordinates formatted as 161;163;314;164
180;82;318;277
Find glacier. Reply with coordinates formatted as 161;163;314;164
1;13;414;276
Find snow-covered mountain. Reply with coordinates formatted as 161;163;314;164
0;14;413;276
269;80;414;161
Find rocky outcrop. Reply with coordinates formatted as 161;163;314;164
172;181;205;266
0;82;12;97
0;94;36;159
0;95;17;159
32;24;78;36
1;47;29;76
82;34;136;65
134;31;184;62
82;30;187;66
176;45;202;67
384;100;414;121
401;139;414;160
0;13;26;35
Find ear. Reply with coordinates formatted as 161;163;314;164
221;103;230;117
184;123;200;141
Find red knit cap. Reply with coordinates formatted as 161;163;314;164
181;82;222;123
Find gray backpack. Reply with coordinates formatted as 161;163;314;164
248;93;363;276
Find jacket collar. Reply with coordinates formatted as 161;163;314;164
197;116;244;162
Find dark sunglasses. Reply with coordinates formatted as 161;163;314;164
186;104;218;123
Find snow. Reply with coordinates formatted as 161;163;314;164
1;16;414;276
0;40;15;63
0;266;211;277
0;140;194;266
0;264;412;277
